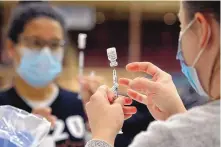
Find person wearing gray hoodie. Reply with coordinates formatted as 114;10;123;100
85;1;220;147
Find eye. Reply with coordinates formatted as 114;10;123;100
50;41;60;49
50;40;65;49
33;39;44;47
22;36;45;49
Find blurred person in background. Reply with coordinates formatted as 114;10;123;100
0;1;154;147
84;1;220;147
0;1;89;146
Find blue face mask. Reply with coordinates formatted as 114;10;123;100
16;47;63;87
176;19;210;97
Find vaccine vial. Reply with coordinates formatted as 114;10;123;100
107;47;118;67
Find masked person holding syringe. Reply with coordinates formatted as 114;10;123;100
80;47;207;147
0;1;143;146
0;1;100;146
84;1;220;147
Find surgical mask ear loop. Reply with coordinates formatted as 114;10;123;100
178;19;196;56
180;18;196;38
192;25;211;67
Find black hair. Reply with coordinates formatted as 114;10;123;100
18;0;49;5
7;1;66;44
183;1;220;23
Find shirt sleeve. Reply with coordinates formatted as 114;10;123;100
85;117;189;147
128;120;177;147
129;105;219;147
85;120;176;147
85;140;113;147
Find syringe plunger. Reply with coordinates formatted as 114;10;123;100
78;33;87;49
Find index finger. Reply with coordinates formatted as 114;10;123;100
118;78;132;87
93;85;109;99
126;62;163;78
89;85;112;105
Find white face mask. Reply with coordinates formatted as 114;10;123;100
176;19;211;98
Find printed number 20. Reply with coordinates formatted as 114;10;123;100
51;115;85;142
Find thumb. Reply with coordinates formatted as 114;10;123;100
113;96;126;106
90;85;110;105
88;80;100;93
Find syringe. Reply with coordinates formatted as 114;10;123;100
106;47;123;134
111;69;119;98
78;33;87;99
107;47;119;99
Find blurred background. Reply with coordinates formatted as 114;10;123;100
0;1;195;98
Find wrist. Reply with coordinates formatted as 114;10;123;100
92;130;116;146
171;103;187;116
177;104;187;113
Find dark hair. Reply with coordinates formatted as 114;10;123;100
18;0;49;5
7;1;66;43
183;1;220;23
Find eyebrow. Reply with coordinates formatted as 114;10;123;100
24;36;62;41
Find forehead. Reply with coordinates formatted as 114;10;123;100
21;17;64;40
